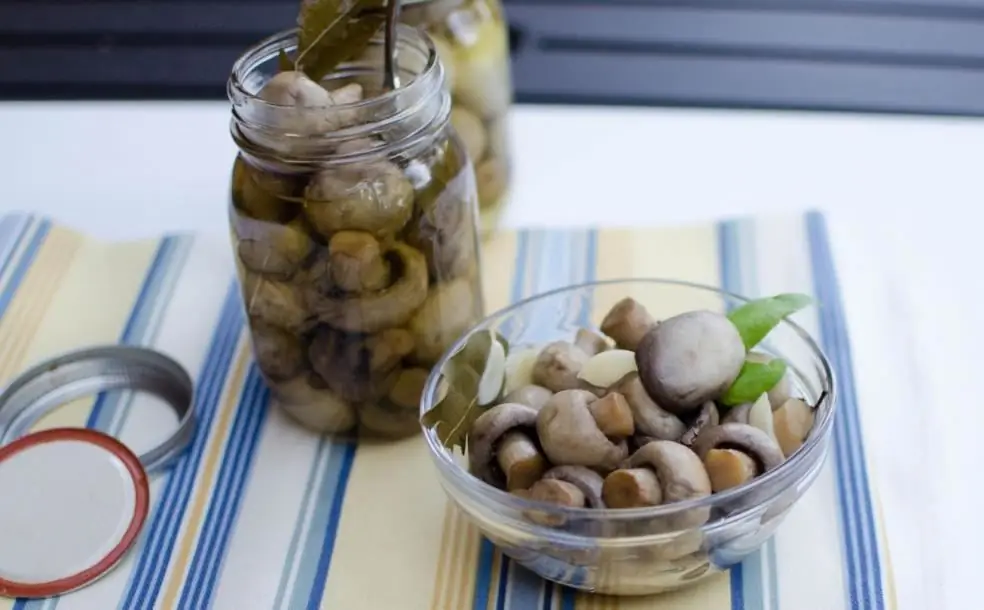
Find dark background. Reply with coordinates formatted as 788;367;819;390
3;0;984;116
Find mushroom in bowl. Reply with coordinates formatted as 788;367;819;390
420;279;835;596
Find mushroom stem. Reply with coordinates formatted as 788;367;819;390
328;231;390;293
529;479;586;507
704;449;758;492
496;431;548;491
602;468;663;508
588;392;635;438
600;297;657;351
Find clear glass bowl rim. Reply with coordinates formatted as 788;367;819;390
420;277;837;522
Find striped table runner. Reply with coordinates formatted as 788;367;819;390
0;212;895;610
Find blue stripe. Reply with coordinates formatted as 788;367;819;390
118;282;245;610
0;219;50;322
86;237;179;430
303;443;357;610
730;565;746;610
805;212;885;610
0;215;33;281
179;365;270;609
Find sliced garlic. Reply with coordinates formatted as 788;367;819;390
747;393;778;442
502;347;539;394
773;397;815;457
577;349;638;390
477;339;507;405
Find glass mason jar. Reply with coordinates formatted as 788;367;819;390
226;25;485;440
400;0;513;238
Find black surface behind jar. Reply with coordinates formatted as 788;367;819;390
226;25;485;440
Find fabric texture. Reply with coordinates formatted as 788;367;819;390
0;212;895;610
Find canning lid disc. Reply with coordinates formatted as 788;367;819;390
0;428;149;599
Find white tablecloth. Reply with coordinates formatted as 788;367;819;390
4;101;980;610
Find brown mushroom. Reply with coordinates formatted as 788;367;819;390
468;403;545;490
357;367;430;439
240;272;313;334
542;465;607;508
249;319;306;382
746;352;794;409
230;155;300;222
272;372;358;434
235;218;313;280
326;231;390;293
679;401;720;447
536;390;628;471
611;372;686;441
306;242;428;333
308;326;414;403
407;277;483;364
691;423;785;474
516;479;587;527
304;161;414;238
502;384;553;411
532;341;590;392
635;310;746;416
573;328;611;357
772;397;815;457
600;297;657;350
603;441;711;510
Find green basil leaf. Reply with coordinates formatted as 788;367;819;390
720;358;788;406
728;293;813;350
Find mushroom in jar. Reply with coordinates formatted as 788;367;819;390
358;367;431;438
326;230;391;293
502;384;553;411
249;319;306;382
468;403;547;491
304;161;415;238
408;277;482;364
231;155;300;222
535;389;629;472
306;242;429;334
531;341;591;393
271;372;358;434
602;441;711;512
610;372;686;441
255;72;364;151
308;326;415;403
635;310;746;417
450;106;488;163
240;272;312;334
235;218;313;280
691;423;785;493
600;297;656;351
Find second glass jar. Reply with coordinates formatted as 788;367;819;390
401;0;513;238
227;25;485;440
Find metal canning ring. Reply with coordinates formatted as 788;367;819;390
0;345;195;475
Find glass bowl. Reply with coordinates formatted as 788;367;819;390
420;279;836;596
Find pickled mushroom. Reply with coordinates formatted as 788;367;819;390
450;106;487;162
408;277;482;363
250;319;306;382
304;161;415;237
308;326;414;403
272;372;358;434
231;156;300;222
327;231;390;292
235;218;313;280
358;367;430;438
241;272;313;333
306;241;429;333
448;18;512;119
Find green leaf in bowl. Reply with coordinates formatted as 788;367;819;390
420;329;507;452
728;293;813;350
295;0;386;82
720;358;788;406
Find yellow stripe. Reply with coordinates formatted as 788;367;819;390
157;337;251;607
575;226;728;609
481;230;518;316
871;467;899;610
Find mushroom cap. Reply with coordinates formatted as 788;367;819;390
502;384;553;411
304;162;414;237
536;389;628;471
249;319;306;382
635;310;746;416
542;465;607;508
408;277;482;364
468;403;540;487
532;341;590;392
628;441;712;504
612;372;686;441
679;402;720;447
690;423;786;472
306;242;429;333
271;372;358;434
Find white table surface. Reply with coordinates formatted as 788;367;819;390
4;101;982;609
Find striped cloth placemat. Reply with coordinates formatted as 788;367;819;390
0;211;895;610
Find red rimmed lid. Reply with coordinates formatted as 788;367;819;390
0;428;149;599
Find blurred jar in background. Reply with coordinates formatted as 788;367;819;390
401;0;513;239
